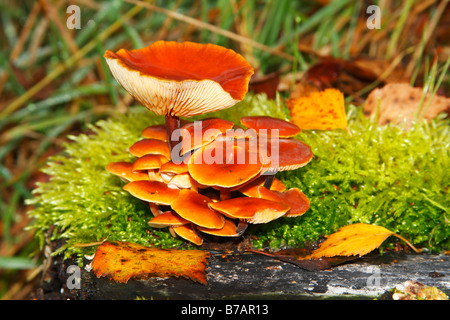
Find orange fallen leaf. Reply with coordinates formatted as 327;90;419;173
300;223;421;260
286;88;349;133
91;241;210;284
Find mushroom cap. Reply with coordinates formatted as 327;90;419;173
252;186;310;217
240;116;301;137
197;219;239;237
237;175;286;196
123;180;180;205
159;161;189;182
132;154;169;171
258;138;313;173
180;118;234;155
104;41;254;117
106;162;150;182
209;197;290;224
188;138;263;188
129;138;171;159
148;211;189;228
141;124;168;141
171;189;225;229
171;225;203;246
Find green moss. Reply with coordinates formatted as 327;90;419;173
27;94;450;262
253;107;450;252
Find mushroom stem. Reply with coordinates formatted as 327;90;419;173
263;172;276;189
236;220;248;236
220;189;231;201
166;114;180;156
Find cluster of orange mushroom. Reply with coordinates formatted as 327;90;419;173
104;41;313;245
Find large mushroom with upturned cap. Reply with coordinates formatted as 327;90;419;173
104;41;254;157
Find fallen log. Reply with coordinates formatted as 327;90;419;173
39;249;449;300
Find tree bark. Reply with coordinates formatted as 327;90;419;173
46;250;449;300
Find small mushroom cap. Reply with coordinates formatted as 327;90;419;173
141;124;168;141
240;116;301;137
148;211;189;228
159;161;189;182
209;197;290;224
132;154;169;171
197;219;239;237
123;180;180;205
258;138;313;173
188;139;263;188
129;138;171;159
106;162;150;182
237;175;286;196
180;118;234;155
159;160;188;174
104;41;254;117
252;186;310;217
171;225;203;246
171;189;225;229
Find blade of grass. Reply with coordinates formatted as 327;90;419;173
124;0;294;61
277;0;351;47
415;55;450;120
0;257;36;270
0;5;143;119
385;0;414;59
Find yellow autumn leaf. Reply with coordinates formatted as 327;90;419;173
286;88;349;133
91;241;210;284
301;223;421;260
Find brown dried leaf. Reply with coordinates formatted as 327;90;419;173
364;83;450;127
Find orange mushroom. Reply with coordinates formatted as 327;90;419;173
129;138;171;159
159;161;189;182
197;219;239;237
132;154;169;171
123;180;180;206
141;124;168;142
171;189;225;229
104;41;254;154
249;186;310;217
171;224;203;246
209;197;290;224
237;175;286;197
148;211;189;228
179;118;234;155
258;137;313;189
240;116;301;138
188;138;263;188
106;162;150;182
